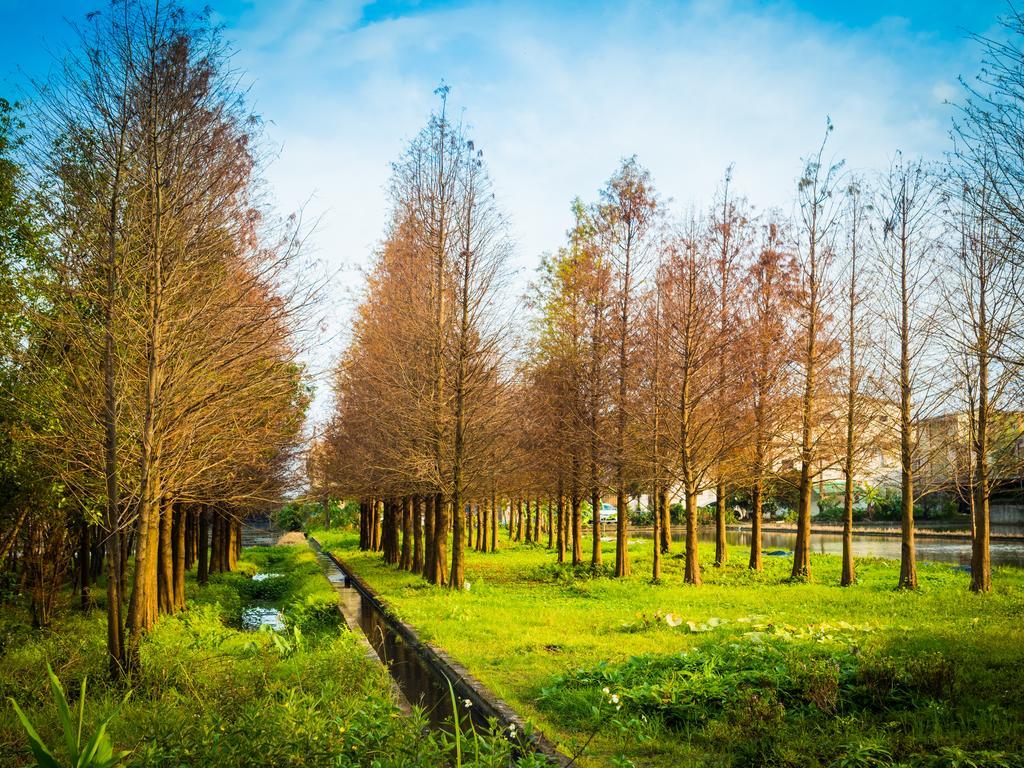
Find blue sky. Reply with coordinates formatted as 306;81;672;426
0;0;1007;407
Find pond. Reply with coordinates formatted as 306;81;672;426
629;527;1024;568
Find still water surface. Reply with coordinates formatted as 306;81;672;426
635;527;1024;568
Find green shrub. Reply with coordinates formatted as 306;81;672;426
275;503;308;532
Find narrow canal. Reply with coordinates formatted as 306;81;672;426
313;546;505;734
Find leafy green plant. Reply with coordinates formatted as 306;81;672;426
931;746;1015;768
7;664;130;768
831;740;894;768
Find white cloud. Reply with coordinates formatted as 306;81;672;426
224;0;980;418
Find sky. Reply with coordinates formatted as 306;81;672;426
0;0;1007;417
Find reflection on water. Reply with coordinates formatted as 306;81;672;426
241;605;284;630
633;528;1024;567
319;552;487;732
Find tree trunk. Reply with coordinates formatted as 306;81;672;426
516;497;524;542
172;504;186;611
157;501;174;614
841;466;856;586
652;484;661;582
571;492;583;565
489;489;498;552
660;490;671;554
684;486;701;585
897;203;917;591
197;505;209;586
400;496;413;570
714;480;728;566
371;498;381;552
427;492;447;586
423;494;435;579
749;479;763;571
971;252;991;593
413;495;424;573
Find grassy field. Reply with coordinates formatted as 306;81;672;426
316;529;1024;768
0;544;454;767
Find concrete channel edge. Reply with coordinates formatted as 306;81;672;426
307;537;573;768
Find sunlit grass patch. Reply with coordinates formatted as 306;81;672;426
318;528;1024;767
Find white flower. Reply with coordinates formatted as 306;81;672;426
508;723;518;736
464;581;472;591
610;693;620;705
602;686;610;694
463;698;472;709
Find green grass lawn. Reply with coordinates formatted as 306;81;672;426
316;528;1024;768
0;544;450;768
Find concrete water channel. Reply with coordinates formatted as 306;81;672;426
307;538;570;767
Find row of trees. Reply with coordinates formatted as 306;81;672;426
0;1;309;676
316;11;1024;596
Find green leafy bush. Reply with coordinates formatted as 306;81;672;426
275;503;309;532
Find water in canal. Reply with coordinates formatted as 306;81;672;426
632;527;1024;567
318;552;491;732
